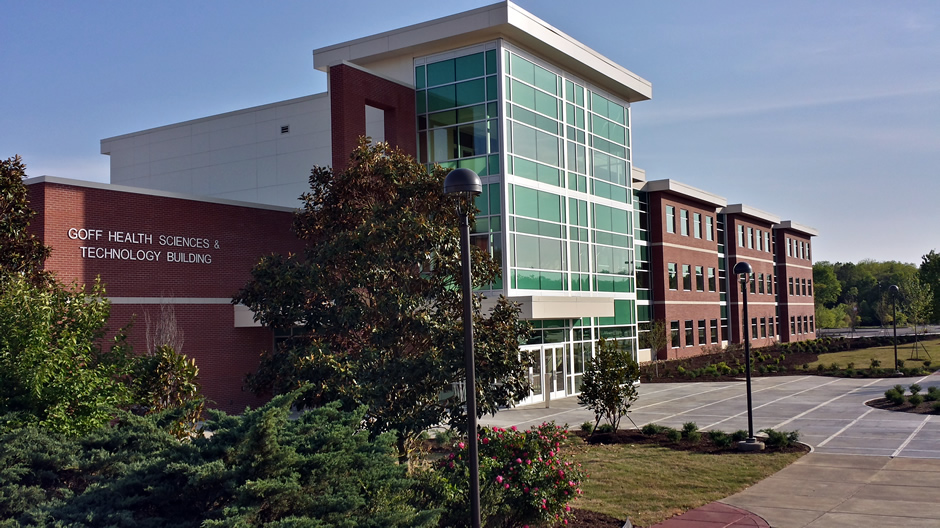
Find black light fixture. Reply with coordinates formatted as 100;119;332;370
890;284;900;375
443;167;483;528
733;261;763;451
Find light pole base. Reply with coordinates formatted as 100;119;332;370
737;438;765;452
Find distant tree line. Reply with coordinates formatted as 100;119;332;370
813;252;940;329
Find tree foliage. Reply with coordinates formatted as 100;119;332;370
235;141;532;457
577;338;640;432
0;155;50;285
0;392;436;527
920;250;940;324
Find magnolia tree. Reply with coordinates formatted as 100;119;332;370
235;141;533;461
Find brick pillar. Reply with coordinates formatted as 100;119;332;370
329;64;417;171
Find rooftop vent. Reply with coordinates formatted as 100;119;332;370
280;125;290;134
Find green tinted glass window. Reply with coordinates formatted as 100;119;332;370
428;85;456;112
428;110;457;128
427;59;455;86
533;64;557;95
415;65;426;89
538;191;562;222
535;90;558;118
488;183;501;214
486;49;497;74
511;79;536;110
416;90;426;114
486;76;497;100
456;105;485;123
455;53;485;81
510;53;535;84
456;79;486;107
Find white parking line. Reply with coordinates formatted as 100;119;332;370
817;408;876;447
644;377;814;428
771;378;883;430
892;415;932;457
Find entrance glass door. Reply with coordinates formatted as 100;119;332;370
518;344;567;406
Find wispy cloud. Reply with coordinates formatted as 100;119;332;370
637;82;940;125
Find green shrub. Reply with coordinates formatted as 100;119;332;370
924;360;932;368
760;428;800;448
846;362;855;370
580;421;594;433
709;430;732;448
933;401;940;412
596;423;615;434
0;392;435;528
870;358;881;369
908;393;924;406
431;422;584;528
816;364;826;372
578;338;640;431
844;368;855;377
897;359;905;369
885;389;905;406
802;363;809;370
641;423;664;436
731;430;749;442
681;422;700;443
894;384;906;394
435;427;459;445
665;428;682;443
925;387;939;402
910;384;922;395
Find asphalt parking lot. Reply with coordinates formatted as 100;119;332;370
482;373;940;458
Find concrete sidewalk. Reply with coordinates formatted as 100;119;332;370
722;453;940;528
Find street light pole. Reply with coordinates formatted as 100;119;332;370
443;168;483;528
733;261;763;451
890;284;899;375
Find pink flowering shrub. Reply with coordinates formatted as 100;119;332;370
422;422;586;527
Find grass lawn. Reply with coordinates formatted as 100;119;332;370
570;442;802;527
808;337;939;370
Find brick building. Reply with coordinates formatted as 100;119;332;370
33;1;817;408
26;177;302;413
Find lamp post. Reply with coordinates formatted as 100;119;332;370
890;284;899;375
443;168;483;528
732;261;763;451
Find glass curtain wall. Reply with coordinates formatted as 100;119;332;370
416;42;639;399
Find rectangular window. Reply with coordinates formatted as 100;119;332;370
710;319;719;344
750;273;756;294
766;274;773;296
808;280;813;296
810;316;815;332
760;317;767;338
789;277;794;295
747;227;754;249
751;318;758;340
764;232;770;253
787;238;792;257
706;216;714;241
693;212;702;239
769;317;775;336
758;272;765;294
680;209;689;236
791;317;796;335
698;320;706;345
685;320;694;347
807;242;811;261
737;225;744;247
695;266;704;292
802;279;807;296
671;321;680;348
797;317;803;334
756;229;762;251
666;205;675;234
708;267;716;292
668;263;678;290
682;265;692;291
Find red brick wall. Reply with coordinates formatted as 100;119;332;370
329;64;417;171
648;193;724;359
775;229;816;342
725;215;779;347
27;181;304;414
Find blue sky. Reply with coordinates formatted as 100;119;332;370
3;1;938;265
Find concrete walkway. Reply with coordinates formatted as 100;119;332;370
722;453;940;528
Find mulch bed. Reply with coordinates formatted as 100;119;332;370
573;429;809;455
866;397;940;415
641;350;820;383
568;507;625;527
